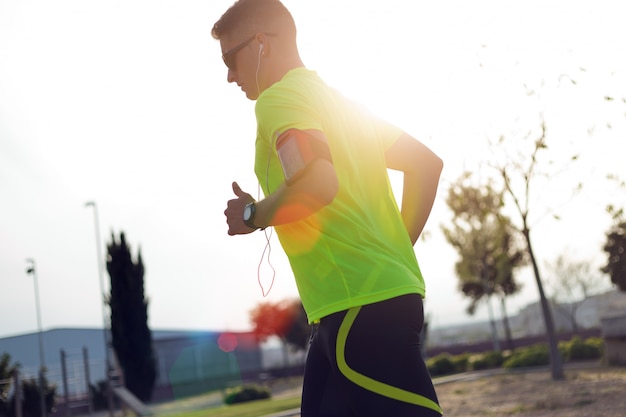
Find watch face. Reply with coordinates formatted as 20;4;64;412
243;204;252;221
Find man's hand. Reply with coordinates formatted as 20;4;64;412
224;182;256;235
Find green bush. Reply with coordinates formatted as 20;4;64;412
471;351;505;370
18;376;57;417
451;353;471;373
426;353;456;376
584;337;605;355
427;336;606;375
503;344;550;369
559;336;603;362
224;384;271;405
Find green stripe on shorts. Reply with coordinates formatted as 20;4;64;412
335;306;443;415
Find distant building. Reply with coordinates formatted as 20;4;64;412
427;289;626;348
150;330;263;400
0;328;266;403
0;328;108;397
513;289;626;335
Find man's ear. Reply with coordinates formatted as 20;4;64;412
256;32;269;55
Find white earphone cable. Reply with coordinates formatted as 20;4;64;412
255;44;262;97
256;131;276;297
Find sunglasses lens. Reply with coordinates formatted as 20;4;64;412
222;35;257;73
223;56;234;71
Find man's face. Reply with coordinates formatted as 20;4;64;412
220;33;260;100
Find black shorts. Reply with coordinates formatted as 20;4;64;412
301;294;442;417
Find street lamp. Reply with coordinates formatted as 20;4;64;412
84;201;114;417
25;258;46;417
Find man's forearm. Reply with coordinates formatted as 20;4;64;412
401;168;442;245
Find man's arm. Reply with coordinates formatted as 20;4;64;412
225;129;338;235
385;133;443;245
255;155;337;227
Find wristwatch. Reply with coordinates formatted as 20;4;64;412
243;201;258;230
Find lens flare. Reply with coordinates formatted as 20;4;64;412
218;332;238;352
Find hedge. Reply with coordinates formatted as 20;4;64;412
426;336;603;376
223;384;271;405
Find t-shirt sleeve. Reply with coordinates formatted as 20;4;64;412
256;85;323;150
367;111;404;151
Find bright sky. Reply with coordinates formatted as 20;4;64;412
1;0;624;339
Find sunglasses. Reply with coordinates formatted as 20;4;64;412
222;34;257;72
221;33;277;72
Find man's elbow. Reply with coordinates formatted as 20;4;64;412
432;153;444;176
419;150;443;180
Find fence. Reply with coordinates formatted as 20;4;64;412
1;372;23;417
58;347;94;415
20;347;102;416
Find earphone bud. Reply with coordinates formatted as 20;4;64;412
259;43;264;53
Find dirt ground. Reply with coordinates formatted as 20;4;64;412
146;366;626;417
434;366;626;417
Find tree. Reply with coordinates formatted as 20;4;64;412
442;172;525;351
250;300;295;342
602;217;626;291
250;299;308;367
0;353;18;417
1;355;57;417
19;375;56;417
283;302;310;351
106;232;156;401
547;253;609;332
493;117;571;380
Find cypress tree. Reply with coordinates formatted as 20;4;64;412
106;232;156;401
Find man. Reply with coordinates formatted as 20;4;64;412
214;1;443;415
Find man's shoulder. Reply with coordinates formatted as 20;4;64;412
280;67;327;91
258;68;318;104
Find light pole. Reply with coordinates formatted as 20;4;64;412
25;259;46;417
84;201;114;417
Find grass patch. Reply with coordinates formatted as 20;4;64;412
159;395;301;417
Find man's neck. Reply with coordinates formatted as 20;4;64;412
267;54;305;85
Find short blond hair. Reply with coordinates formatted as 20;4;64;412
211;0;296;40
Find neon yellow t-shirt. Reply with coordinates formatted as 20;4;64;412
255;68;426;323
